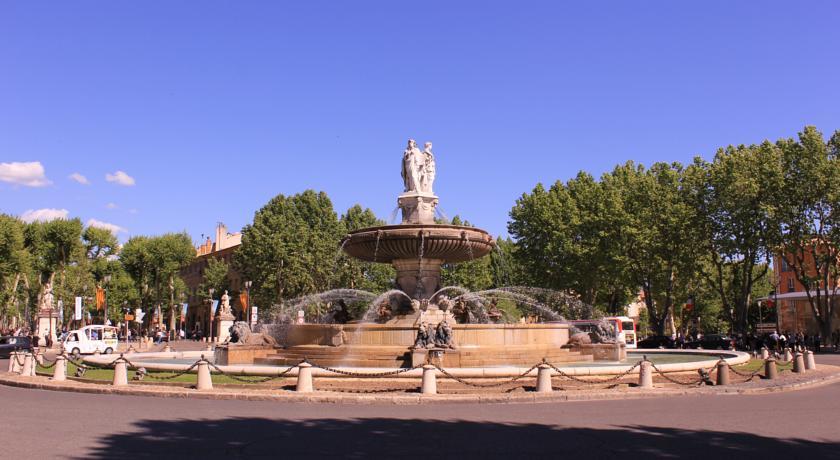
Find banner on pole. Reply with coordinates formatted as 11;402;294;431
239;292;249;309
250;306;258;326
95;288;105;310
135;308;145;323
181;303;188;322
211;300;219;316
74;297;82;320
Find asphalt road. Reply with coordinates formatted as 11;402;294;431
2;354;839;460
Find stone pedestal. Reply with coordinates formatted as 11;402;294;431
36;309;58;347
216;313;236;343
393;258;443;300
398;192;438;225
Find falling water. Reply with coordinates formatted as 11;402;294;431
361;289;413;322
372;230;382;263
434;207;450;223
388;207;401;224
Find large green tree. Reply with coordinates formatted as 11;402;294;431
335;204;394;292
0;215;31;327
235;190;344;308
685;142;780;334
770;126;840;340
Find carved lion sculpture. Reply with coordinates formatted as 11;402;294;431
568;331;592;346
229;321;277;346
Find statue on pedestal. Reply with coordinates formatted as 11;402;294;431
401;139;436;194
38;279;55;312
421;142;436;194
219;290;232;316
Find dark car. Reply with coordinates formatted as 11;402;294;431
0;336;33;358
687;334;735;350
637;335;676;349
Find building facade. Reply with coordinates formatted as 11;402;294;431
772;248;840;338
180;223;246;338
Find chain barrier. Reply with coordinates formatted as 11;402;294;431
207;361;298;384
306;360;425;378
431;362;541;388
546;360;642;385
13;353;27;367
728;362;763;380
143;361;202;381
649;361;710;386
37;354;58;370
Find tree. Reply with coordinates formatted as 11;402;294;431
120;233;193;334
600;162;700;335
199;258;230;299
336;205;394;292
23;218;84;327
0;215;30;328
440;216;493;291
685;142;780;335
235;190;344;308
770;126;840;340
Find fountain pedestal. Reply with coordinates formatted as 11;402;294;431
393;258;443;300
398;192;438;225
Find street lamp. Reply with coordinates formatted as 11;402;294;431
208;288;215;343
244;281;253;326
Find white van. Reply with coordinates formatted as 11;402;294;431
62;325;119;358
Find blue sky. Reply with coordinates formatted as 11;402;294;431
2;1;839;243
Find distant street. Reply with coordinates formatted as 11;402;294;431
1;354;839;459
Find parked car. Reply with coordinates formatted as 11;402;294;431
0;336;33;358
637;335;676;349
686;334;736;350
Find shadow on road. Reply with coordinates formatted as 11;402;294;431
86;417;839;459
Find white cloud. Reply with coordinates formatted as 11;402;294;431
105;170;135;186
0;161;51;187
68;173;90;185
106;202;118;209
86;218;127;235
129;208;139;214
20;208;69;223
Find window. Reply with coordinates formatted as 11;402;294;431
787;278;795;292
781;258;790;272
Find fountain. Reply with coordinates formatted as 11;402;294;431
217;139;623;367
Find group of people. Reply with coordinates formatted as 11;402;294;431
746;330;837;353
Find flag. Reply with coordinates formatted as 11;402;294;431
211;300;219;316
181;303;188;322
239;292;249;310
95;288;106;311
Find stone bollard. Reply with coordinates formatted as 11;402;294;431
783;348;793;362
421;364;437;395
793;352;805;373
112;358;129;386
716;361;730;386
52;355;67;382
760;347;769;360
296;362;314;393
8;352;21;373
196;359;212;391
765;359;778;380
21;353;34;377
805;350;817;370
536;363;553;393
638;360;653;389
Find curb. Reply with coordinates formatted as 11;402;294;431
1;369;839;405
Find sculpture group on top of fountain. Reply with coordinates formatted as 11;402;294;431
401;139;436;194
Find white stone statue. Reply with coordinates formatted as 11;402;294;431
38;279;55;311
401;139;424;193
220;290;232;315
421;142;436;193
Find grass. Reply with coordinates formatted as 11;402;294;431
36;362;294;386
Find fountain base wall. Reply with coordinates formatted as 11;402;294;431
214;322;614;368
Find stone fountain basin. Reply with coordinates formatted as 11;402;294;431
218;322;586;368
341;224;495;263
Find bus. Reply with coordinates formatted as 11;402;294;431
569;316;637;349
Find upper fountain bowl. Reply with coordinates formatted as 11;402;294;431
342;224;495;263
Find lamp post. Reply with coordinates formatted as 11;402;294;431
208;288;215;343
81;284;88;328
103;274;112;325
244;281;253;326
